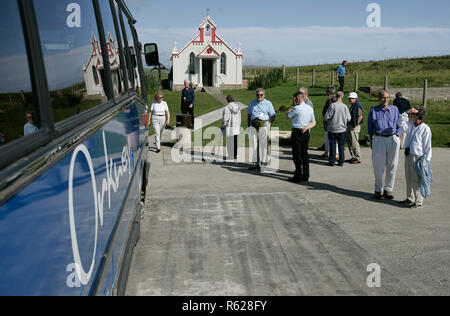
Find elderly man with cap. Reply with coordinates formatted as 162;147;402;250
368;91;402;200
346;92;364;164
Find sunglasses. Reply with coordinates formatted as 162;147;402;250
256;94;264;97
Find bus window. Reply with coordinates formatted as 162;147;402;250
120;10;142;98
0;1;39;144
111;0;129;95
98;0;124;98
33;0;105;123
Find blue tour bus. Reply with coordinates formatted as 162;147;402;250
0;0;159;295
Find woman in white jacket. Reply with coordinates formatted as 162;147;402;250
221;95;241;160
398;106;432;208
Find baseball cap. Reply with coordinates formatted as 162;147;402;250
348;92;358;99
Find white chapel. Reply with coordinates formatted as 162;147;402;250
171;16;243;91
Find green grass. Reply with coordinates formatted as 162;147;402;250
245;55;450;89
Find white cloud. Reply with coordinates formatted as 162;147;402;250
137;25;450;67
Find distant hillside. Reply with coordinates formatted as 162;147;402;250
244;55;450;89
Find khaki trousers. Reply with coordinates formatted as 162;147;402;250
249;126;269;165
405;154;424;206
346;125;361;161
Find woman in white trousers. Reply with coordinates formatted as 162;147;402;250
149;91;170;153
398;106;432;208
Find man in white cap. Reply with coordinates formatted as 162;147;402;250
346;92;364;164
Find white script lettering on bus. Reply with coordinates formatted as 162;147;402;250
67;131;133;287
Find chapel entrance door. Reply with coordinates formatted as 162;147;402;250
202;59;213;87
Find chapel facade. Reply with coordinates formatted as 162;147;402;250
171;16;243;91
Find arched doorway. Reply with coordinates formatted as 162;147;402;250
202;59;213;87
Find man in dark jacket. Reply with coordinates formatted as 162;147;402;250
393;92;411;148
346;92;364;164
181;80;195;127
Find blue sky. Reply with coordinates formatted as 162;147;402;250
133;0;449;66
128;0;450;28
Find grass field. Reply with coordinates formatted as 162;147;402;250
245;55;450;90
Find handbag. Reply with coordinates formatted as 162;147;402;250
251;118;267;130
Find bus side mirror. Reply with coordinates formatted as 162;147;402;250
144;43;159;67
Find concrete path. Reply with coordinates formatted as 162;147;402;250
126;143;450;296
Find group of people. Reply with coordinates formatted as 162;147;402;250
146;77;432;209
368;90;432;208
244;86;432;209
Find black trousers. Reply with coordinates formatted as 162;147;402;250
338;76;345;92
291;129;310;180
328;131;347;165
181;104;194;127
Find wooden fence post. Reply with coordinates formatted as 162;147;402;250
331;70;335;87
312;69;316;87
423;79;428;108
283;65;286;79
355;72;359;92
384;75;389;91
296;68;300;85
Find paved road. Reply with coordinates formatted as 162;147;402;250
126;141;450;296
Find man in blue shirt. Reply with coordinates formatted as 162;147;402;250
247;88;276;170
286;91;316;183
368;91;401;200
336;60;348;92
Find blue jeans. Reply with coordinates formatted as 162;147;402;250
329;132;347;165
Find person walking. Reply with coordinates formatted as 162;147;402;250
286;91;316;183
398;106;432;208
247;88;276;171
181;80;195;127
336;60;348;92
324;91;351;166
149;91;170;153
346;92;364;164
221;95;241;160
368;91;402;200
